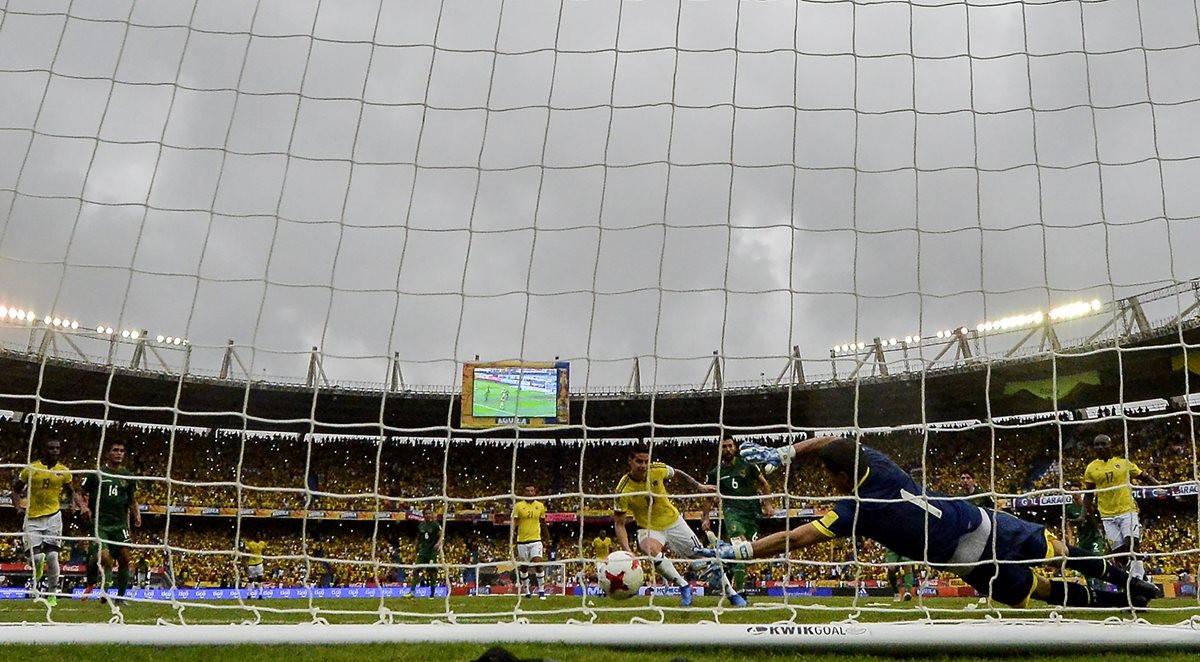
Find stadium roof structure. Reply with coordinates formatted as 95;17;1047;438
0;313;1196;438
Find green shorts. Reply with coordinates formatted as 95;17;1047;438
88;523;131;554
723;514;760;542
416;549;438;566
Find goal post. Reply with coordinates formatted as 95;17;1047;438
0;0;1199;651
3;621;1200;650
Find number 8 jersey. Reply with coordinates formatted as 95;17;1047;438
810;446;984;566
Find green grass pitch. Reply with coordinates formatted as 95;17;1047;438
2;596;1197;660
472;378;557;418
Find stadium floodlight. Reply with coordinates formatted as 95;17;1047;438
44;315;52;325
157;335;165;343
173;337;183;345
121;330;130;338
52;317;62;327
130;330;140;340
0;306;6;317
70;320;79;329
104;327;114;335
1049;300;1100;321
856;342;865;350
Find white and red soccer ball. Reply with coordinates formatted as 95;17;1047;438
598;550;645;600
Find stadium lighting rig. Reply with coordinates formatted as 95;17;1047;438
0;304;36;322
2;298;190;347
935;327;970;340
43;315;82;330
976;311;1043;334
1049;298;1103;321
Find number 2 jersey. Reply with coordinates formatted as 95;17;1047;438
80;467;137;528
810;446;985;566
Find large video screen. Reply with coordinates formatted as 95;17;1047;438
460;361;569;429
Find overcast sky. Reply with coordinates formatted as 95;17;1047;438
0;0;1198;391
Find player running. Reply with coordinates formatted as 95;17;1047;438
710;436;1160;609
513;484;550;600
13;436;89;607
613;444;745;607
702;436;775;594
80;439;141;604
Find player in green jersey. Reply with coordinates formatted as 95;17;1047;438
1065;481;1107;591
885;549;916;601
80;440;140;604
703;436;775;593
412;508;442;594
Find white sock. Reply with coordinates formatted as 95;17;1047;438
1130;559;1146;580
719;571;738;597
45;552;60;595
653;553;687;587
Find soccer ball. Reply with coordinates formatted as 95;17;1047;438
598;551;644;600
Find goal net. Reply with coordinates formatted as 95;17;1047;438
0;0;1198;649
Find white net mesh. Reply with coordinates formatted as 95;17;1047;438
1;0;1199;646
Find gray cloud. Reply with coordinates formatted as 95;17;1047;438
0;0;1197;392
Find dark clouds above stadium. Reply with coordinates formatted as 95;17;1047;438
0;0;1198;391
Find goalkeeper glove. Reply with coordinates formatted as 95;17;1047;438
739;441;796;473
693;540;754;561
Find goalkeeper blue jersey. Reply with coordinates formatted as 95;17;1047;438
811;446;984;566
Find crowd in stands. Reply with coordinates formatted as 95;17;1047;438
2;413;1197;588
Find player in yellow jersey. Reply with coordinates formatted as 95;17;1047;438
243;538;267;599
512;484;549;600
589;529;615;588
613;443;744;607
592;530;614;566
12;437;89;607
1083;434;1162;580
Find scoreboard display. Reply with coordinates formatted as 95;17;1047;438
460;360;569;429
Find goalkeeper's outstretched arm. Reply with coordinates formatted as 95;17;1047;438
738;522;832;559
781;435;849;464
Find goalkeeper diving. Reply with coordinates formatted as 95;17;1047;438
700;435;1161;609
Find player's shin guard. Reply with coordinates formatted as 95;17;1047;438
652;553;687;587
45;551;60;596
31;553;45;586
117;566;130;597
1047;580;1094;607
